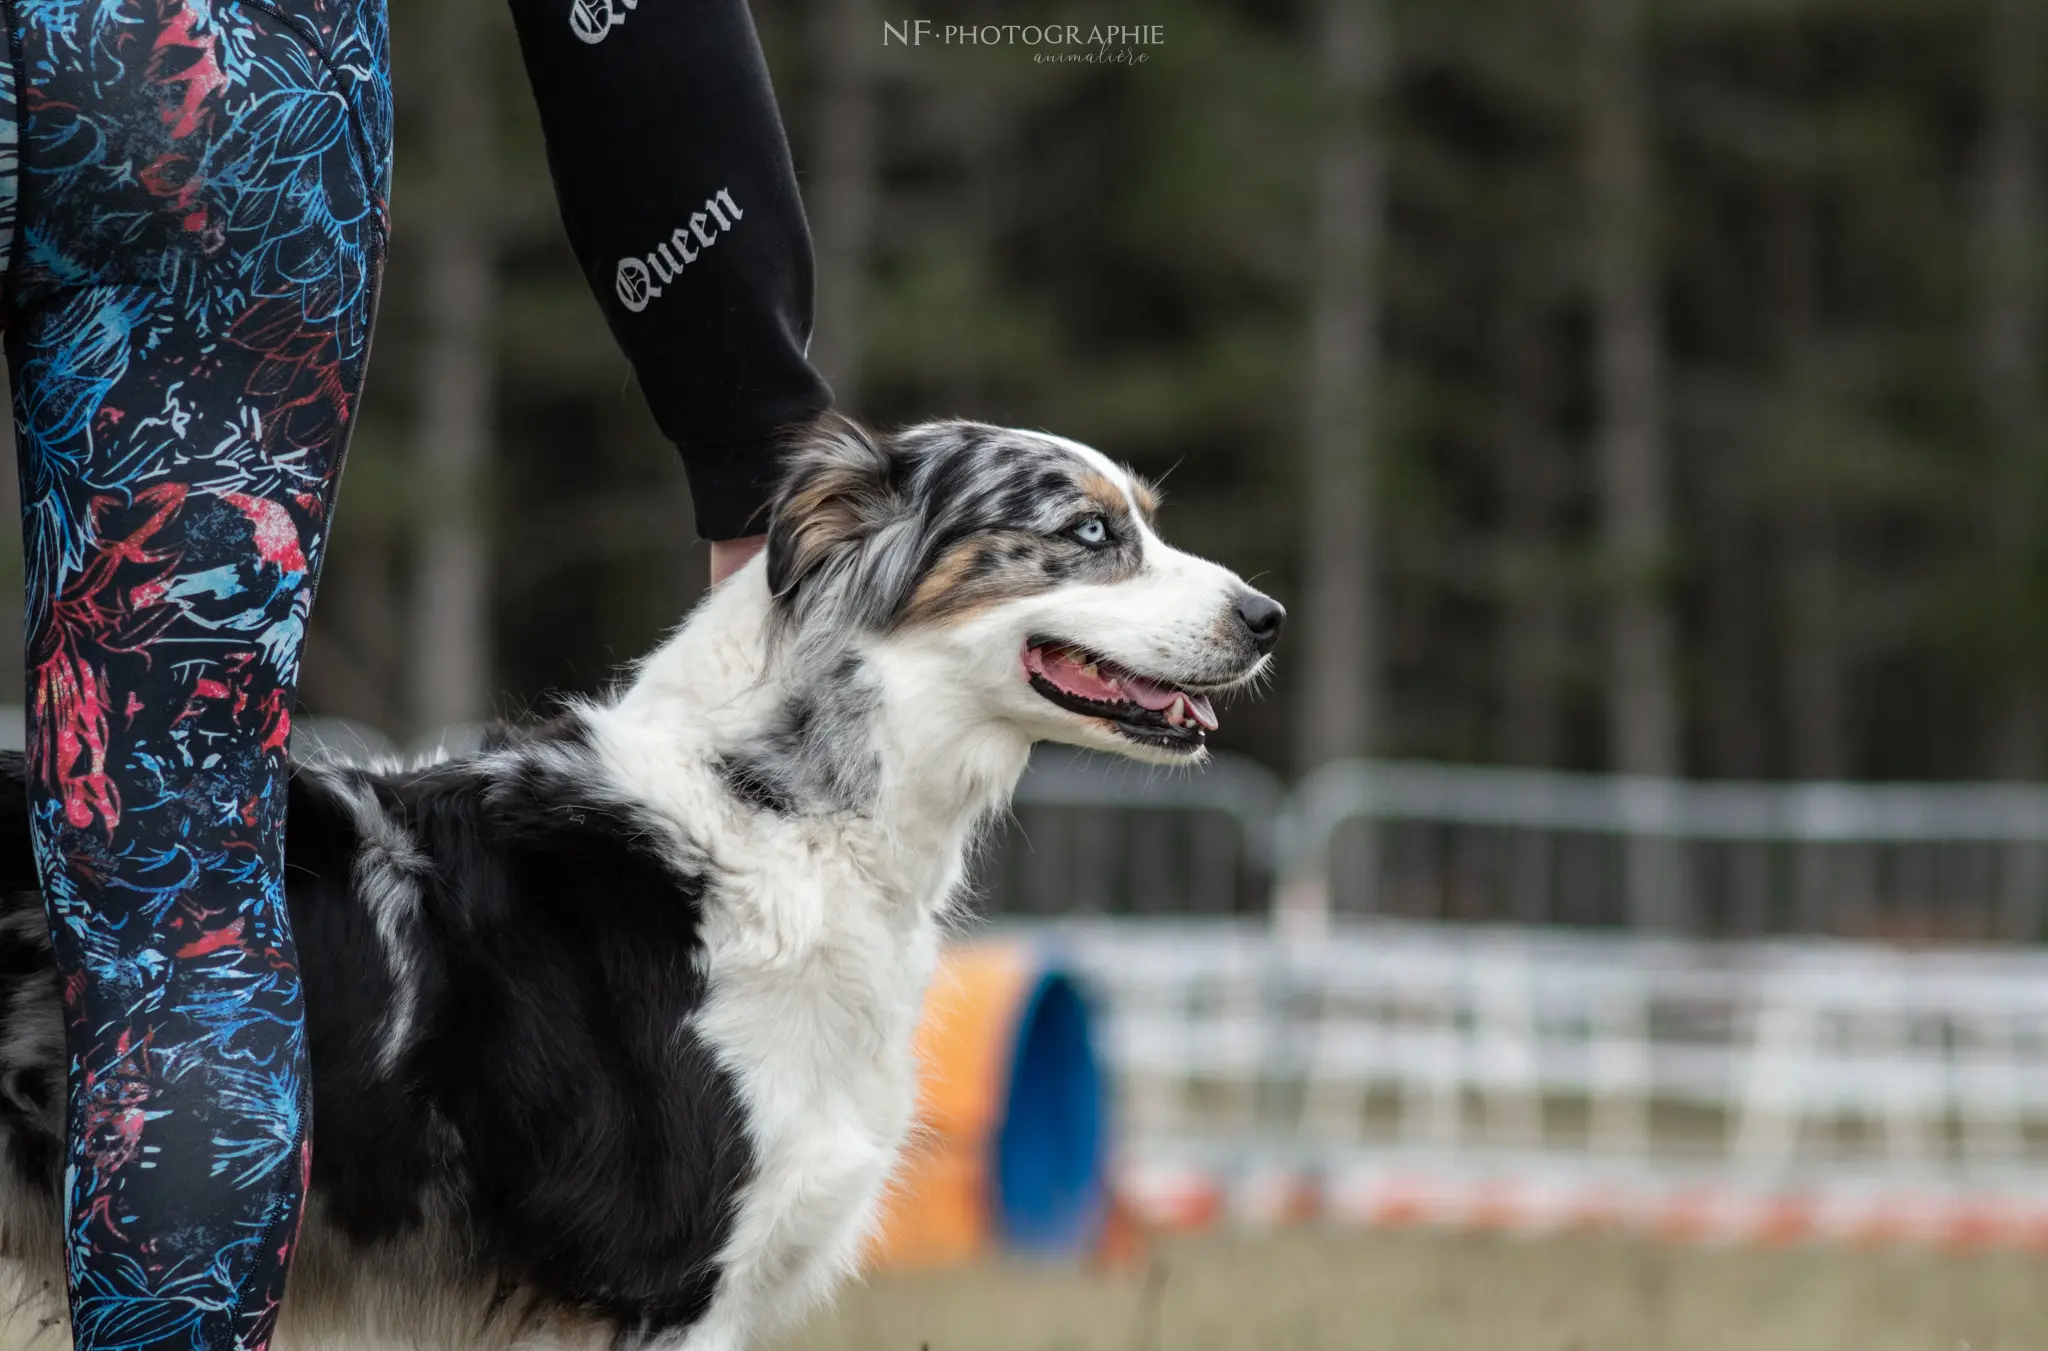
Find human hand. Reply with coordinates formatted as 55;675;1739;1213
709;535;767;587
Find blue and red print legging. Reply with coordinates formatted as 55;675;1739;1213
0;1;389;1346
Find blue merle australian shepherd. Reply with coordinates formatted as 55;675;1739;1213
0;417;1281;1350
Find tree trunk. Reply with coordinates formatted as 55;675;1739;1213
1495;299;1564;770
1784;502;1845;780
300;512;403;734
1586;0;1677;781
406;0;498;738
1496;295;1569;925
1978;0;2045;939
1757;86;1847;933
1697;445;1767;779
1765;127;1843;784
808;0;880;413
1295;0;1387;774
1587;0;1685;932
1979;0;2044;782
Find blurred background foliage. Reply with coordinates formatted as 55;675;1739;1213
26;0;2026;784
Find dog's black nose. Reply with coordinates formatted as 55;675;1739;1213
1237;591;1285;655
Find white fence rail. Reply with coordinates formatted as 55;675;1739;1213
1022;917;2048;1235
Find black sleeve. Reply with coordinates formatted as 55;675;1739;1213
506;0;834;540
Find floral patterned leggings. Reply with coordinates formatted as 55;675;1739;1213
0;1;389;1346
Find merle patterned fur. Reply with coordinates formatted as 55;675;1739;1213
0;727;750;1342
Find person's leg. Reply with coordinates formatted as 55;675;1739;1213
5;2;389;1346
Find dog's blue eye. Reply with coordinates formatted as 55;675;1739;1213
1070;516;1109;546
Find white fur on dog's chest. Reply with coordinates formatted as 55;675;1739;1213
681;845;946;1350
577;566;1034;1349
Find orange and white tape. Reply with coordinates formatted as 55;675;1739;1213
1115;1160;2048;1252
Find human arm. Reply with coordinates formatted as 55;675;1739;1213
709;534;766;586
503;0;833;542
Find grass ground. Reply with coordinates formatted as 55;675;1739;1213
765;1229;2047;1351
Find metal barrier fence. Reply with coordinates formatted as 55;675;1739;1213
1291;761;2048;941
979;751;1285;917
989;753;2048;943
986;753;2048;1236
1020;916;2048;1237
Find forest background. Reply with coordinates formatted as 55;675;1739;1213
4;0;2038;788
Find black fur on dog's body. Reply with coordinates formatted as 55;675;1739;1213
0;726;753;1341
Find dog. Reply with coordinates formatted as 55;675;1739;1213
0;416;1282;1350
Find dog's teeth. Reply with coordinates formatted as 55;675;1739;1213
1166;695;1187;727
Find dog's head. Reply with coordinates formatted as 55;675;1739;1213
760;417;1281;765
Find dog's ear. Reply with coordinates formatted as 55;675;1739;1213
766;415;904;609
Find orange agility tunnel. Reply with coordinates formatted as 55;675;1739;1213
871;944;1109;1268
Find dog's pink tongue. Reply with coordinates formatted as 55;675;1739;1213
1121;674;1221;731
1027;646;1220;731
1117;671;1180;711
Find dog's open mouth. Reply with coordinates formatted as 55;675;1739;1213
1023;641;1219;751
